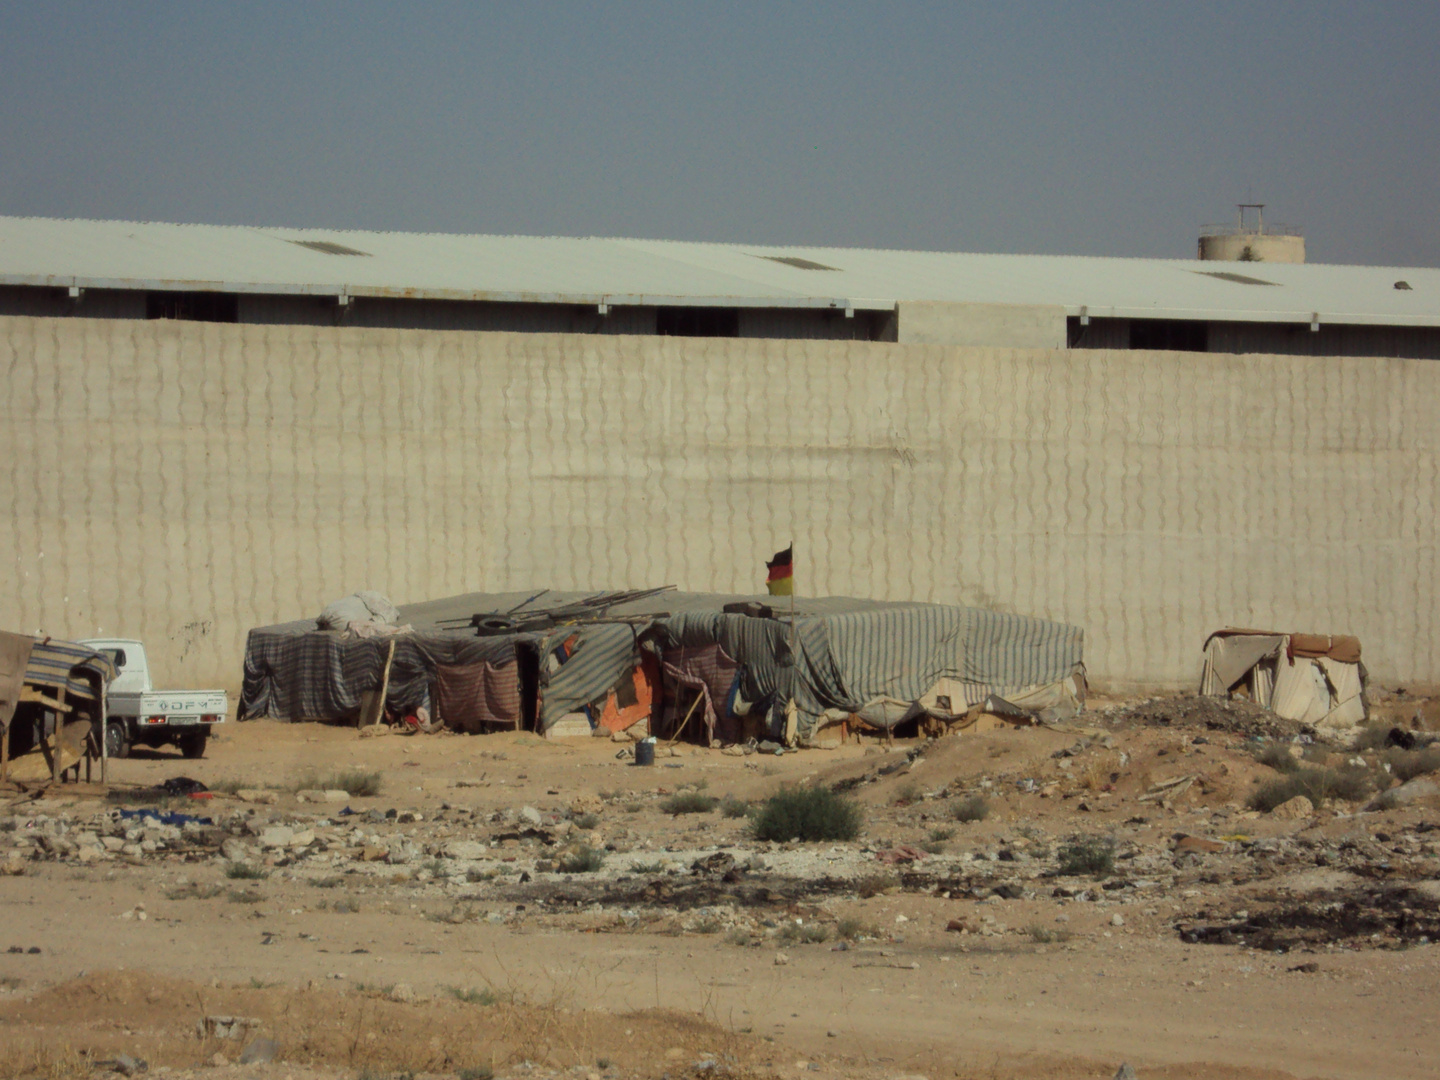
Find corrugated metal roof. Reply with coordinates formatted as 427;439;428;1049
0;214;1436;326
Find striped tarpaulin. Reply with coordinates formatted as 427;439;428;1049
24;638;116;701
241;630;521;721
434;661;522;732
824;604;1083;706
538;623;645;728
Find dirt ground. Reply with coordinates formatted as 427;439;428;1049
3;697;1440;1080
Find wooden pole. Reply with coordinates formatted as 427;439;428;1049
100;681;108;785
666;690;704;747
788;541;797;747
376;639;396;725
50;686;67;783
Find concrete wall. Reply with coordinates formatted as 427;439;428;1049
898;302;1066;348
1;314;1435;697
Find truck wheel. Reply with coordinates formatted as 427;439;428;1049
105;720;131;760
178;729;209;759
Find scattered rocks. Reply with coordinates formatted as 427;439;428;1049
1173;834;1225;854
237;1037;280;1065
443;841;488;860
1369;778;1440;809
1270;795;1315;819
296;789;350;804
257;825;294;849
199;1015;259;1040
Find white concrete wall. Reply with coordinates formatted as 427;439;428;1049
897;302;1066;348
1;315;1434;695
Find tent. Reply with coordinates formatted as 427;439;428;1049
240;590;1086;743
1199;629;1366;734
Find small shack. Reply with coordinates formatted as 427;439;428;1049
1200;629;1366;734
0;631;116;783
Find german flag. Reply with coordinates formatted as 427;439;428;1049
765;545;793;596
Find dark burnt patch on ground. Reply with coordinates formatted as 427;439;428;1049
1176;883;1440;951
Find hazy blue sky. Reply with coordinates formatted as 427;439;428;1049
1;2;1437;265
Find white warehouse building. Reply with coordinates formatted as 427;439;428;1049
0;214;1436;358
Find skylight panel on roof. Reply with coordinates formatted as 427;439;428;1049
1192;270;1279;286
287;239;372;257
756;255;840;271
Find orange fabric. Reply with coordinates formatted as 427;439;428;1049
1288;634;1361;663
596;652;658;733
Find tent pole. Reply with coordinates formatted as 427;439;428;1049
788;542;797;746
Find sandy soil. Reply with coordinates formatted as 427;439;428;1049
3;702;1439;1080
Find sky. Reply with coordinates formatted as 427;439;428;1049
1;1;1437;266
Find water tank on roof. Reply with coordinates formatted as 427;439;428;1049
1198;204;1305;263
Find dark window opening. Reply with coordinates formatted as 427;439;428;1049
146;291;238;323
656;307;739;337
1129;319;1207;352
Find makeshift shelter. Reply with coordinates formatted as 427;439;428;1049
239;589;1085;744
1200;629;1366;733
0;631;116;782
651;598;1085;743
241;588;538;730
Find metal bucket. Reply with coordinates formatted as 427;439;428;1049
634;737;656;766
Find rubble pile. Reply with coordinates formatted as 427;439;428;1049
6;769;1440;951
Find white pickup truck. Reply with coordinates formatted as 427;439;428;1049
79;638;228;759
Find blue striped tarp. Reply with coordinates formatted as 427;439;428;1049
24;638;116;701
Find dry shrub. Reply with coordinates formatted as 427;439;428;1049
293;769;383;797
1254;743;1302;773
893;781;922;807
751;786;862;842
1248;765;1374;811
1057;836;1116;878
1385;746;1440;782
836;916;877;941
0;1041;94;1080
658;793;717;816
1077;758;1110;791
855;872;900;898
1351;723;1396;751
557;846;605;874
225;861;268;880
1026;924;1072;944
777;921;829;945
951;794;990;823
